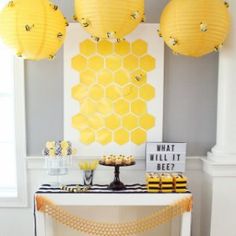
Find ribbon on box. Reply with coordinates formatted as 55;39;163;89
36;195;192;236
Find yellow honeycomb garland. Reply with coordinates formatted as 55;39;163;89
71;39;156;145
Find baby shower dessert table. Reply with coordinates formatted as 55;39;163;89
34;184;192;236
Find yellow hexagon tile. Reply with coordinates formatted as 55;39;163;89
80;39;96;56
96;129;112;145
115;41;130;55
72;84;88;101
88;56;104;71
140;84;155;101
140;114;155;130
105;114;121;130
80;128;95;144
71;55;87;72
97;99;113;115
88;114;104;130
123;84;138;101
132;39;147;56
80;70;96;85
72;113;89;131
80;100;96;115
106;85;122;101
114;99;129;115
98;70;113;85
131;128;147;145
140;55;156;72
114;129;129;145
131;100;147;115
114;70;129;86
98;40;113;55
89;85;104;101
131;70;147;86
106;56;122;71
123;114;138;131
124;55;139;71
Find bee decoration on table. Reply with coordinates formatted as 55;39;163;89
224;1;229;8
49;55;55;60
8;1;15;7
131;11;140;20
25;24;34;32
169;36;178;46
73;15;78;21
214;43;224;52
157;29;162;37
79;18;90;28
91;35;100;42
57;32;63;40
135;73;143;82
200;22;208;32
50;4;58;11
107;31;116;39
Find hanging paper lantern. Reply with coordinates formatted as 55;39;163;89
0;0;68;60
74;0;144;40
159;0;230;57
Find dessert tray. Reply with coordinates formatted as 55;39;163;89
99;155;136;190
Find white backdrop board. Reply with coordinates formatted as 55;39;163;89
64;23;164;158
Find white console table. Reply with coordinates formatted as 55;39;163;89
35;192;192;236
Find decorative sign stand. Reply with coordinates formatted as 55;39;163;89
145;142;187;172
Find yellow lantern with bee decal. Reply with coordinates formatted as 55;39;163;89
159;0;230;57
0;0;67;60
74;0;144;40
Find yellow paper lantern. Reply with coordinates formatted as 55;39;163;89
74;0;144;40
159;0;230;57
0;0;67;60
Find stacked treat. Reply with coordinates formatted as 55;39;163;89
99;155;135;166
146;173;188;193
42;141;76;157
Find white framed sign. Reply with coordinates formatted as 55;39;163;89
145;142;187;173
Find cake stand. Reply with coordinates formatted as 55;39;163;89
99;161;135;190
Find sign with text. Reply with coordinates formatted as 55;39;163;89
145;142;187;173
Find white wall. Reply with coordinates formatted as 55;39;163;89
0;157;202;236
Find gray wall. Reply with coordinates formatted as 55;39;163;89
26;0;218;156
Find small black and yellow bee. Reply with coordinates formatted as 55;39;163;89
25;24;34;32
214;44;223;52
224;1;229;8
8;1;15;7
169;36;178;46
131;11;140;20
80;18;90;27
91;35;100;42
49;55;55;60
157;29;162;37
200;22;208;32
107;31;116;39
50;4;58;11
135;74;143;82
73;15;78;21
57;32;63;39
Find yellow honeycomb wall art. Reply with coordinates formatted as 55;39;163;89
64;24;164;157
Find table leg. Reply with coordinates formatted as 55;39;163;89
180;212;192;236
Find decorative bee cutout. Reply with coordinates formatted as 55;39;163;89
131;11;140;20
200;22;208;32
57;32;63;40
214;43;223;52
25;24;34;32
16;52;22;57
135;73;143;82
91;35;100;42
8;1;15;7
224;1;229;8
50;4;58;11
64;17;69;27
169;36;178;46
116;38;125;43
73;15;78;21
141;14;146;23
107;31;116;39
79;18;90;28
157;29;162;37
49;54;55;60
